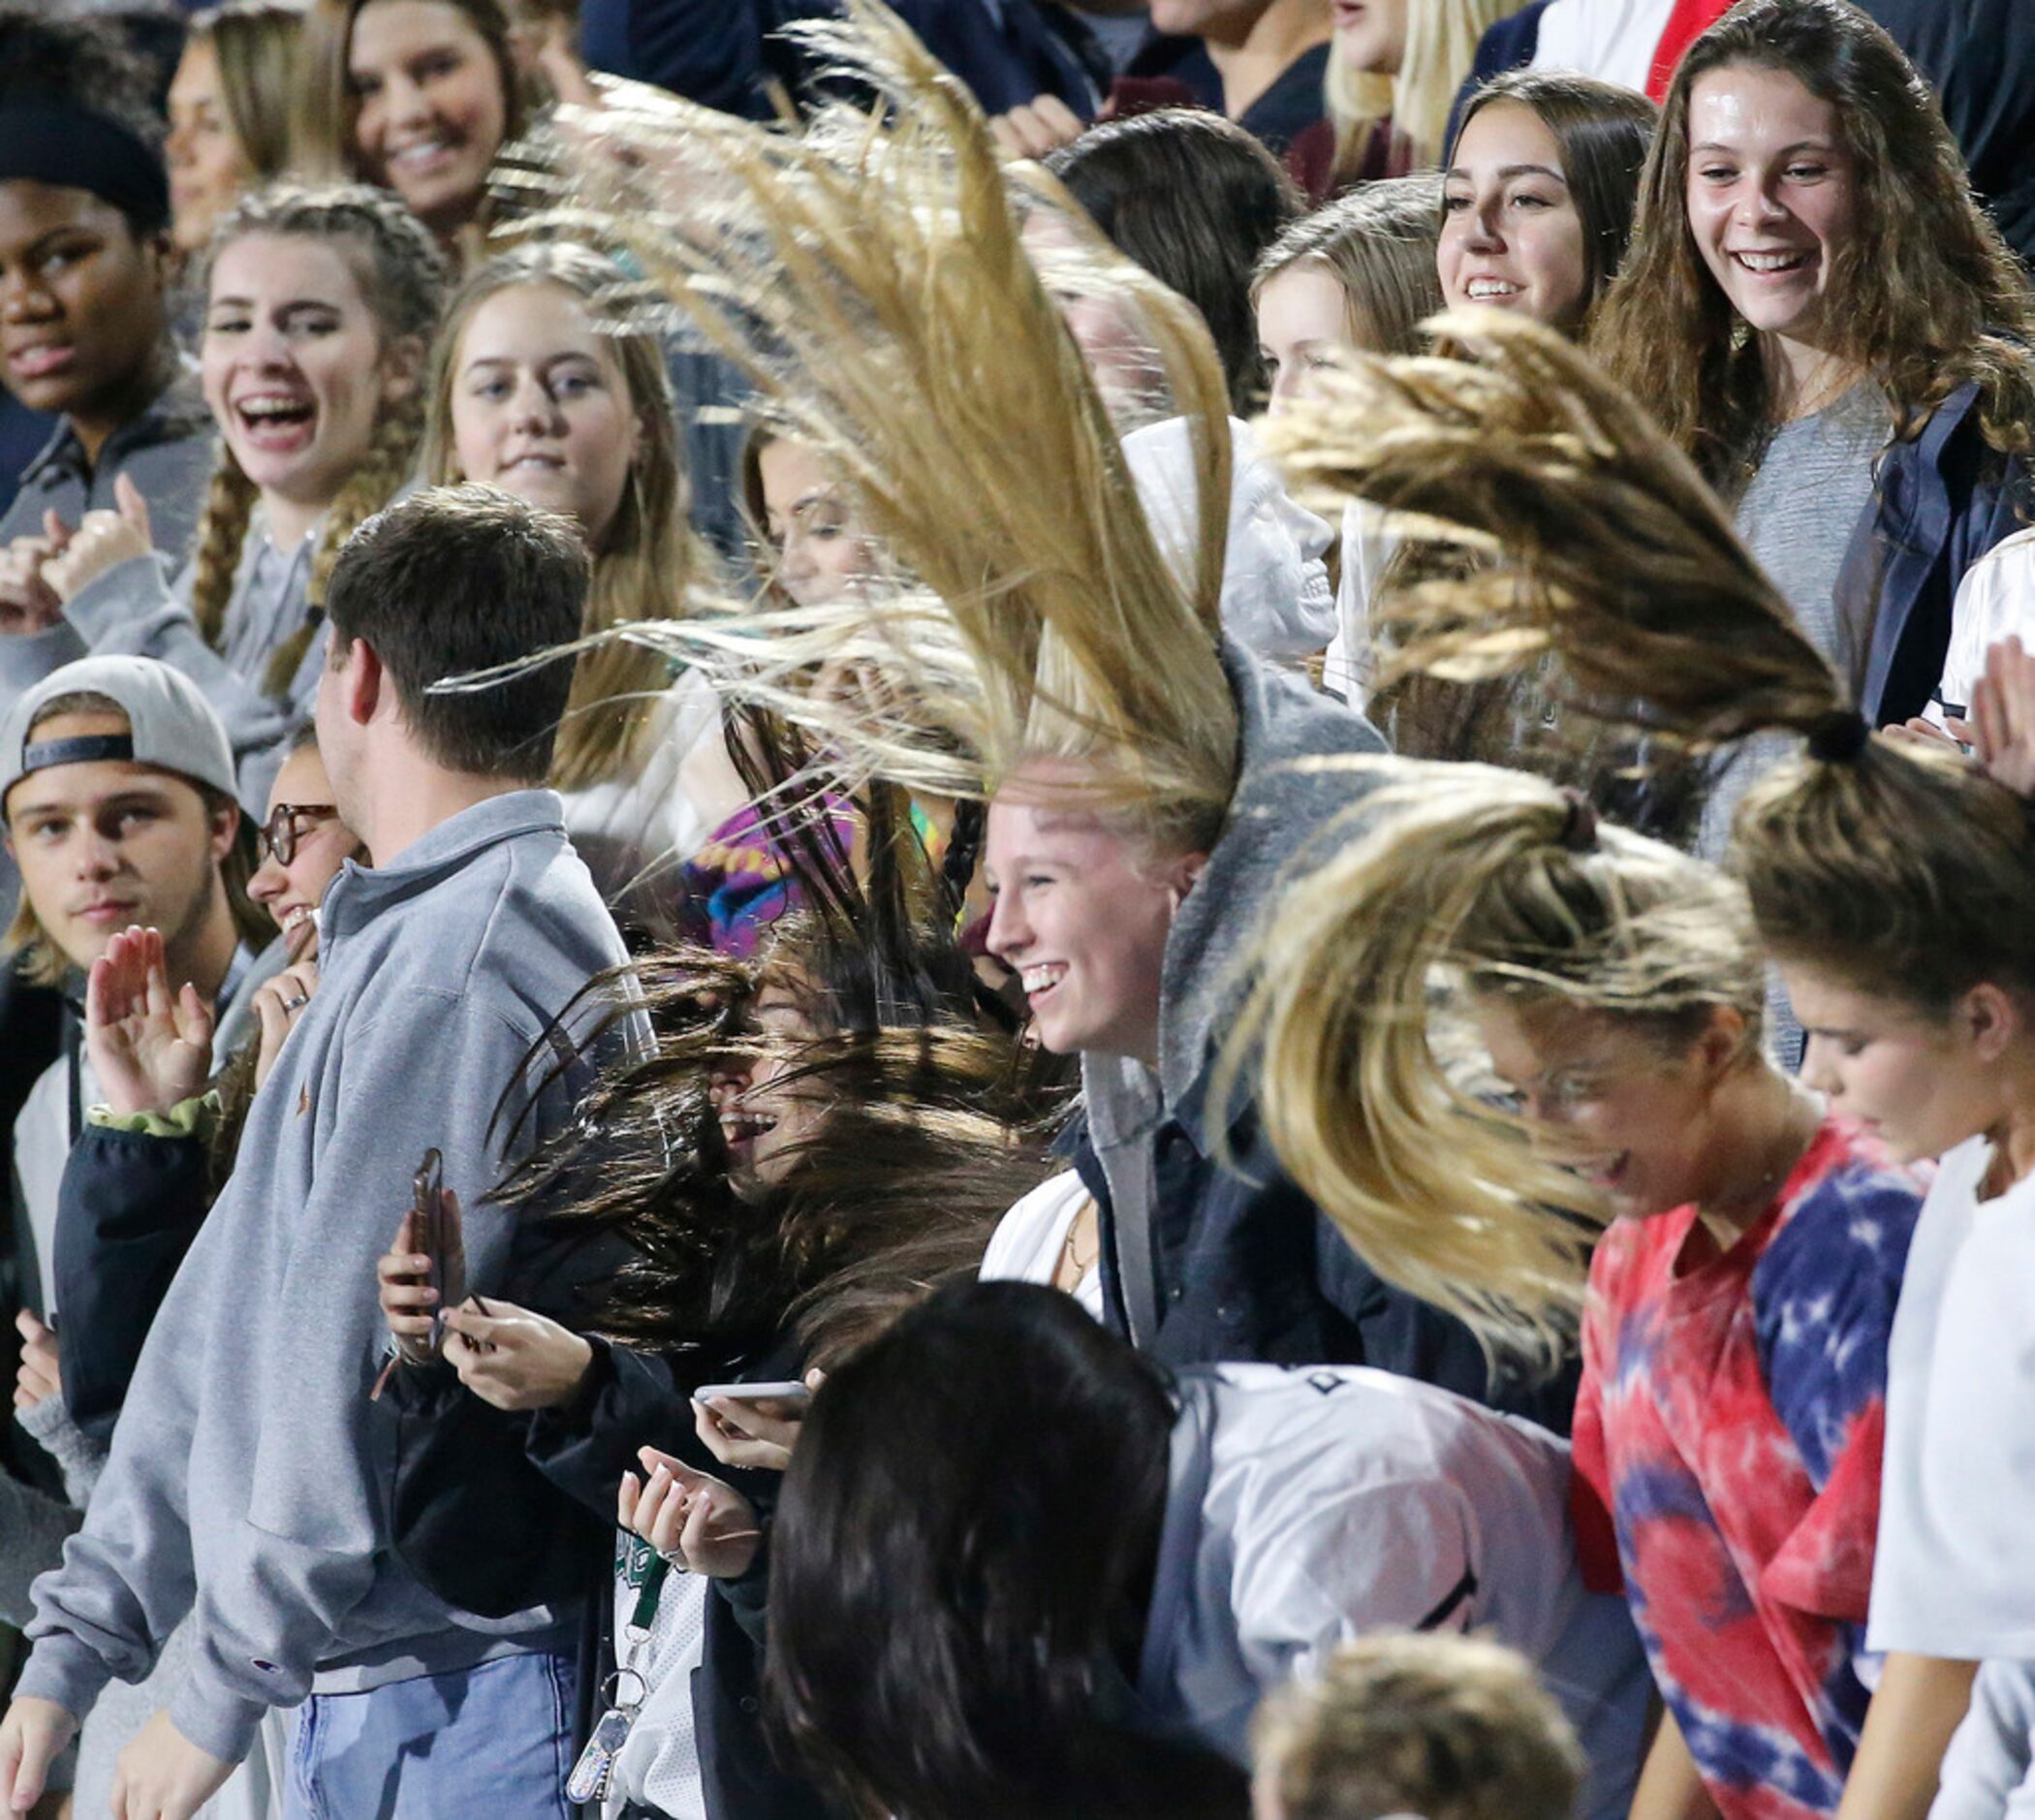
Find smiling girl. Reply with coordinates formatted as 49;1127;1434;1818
39;184;444;813
423;241;724;926
300;0;532;267
1593;0;2035;732
1437;72;1654;334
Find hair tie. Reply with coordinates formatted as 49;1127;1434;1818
1804;710;1870;764
1556;788;1598;853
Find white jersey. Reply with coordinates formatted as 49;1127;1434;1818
1138;1365;1649;1820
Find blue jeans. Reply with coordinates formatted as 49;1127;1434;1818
283;1651;578;1820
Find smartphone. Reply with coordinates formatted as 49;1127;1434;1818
413;1147;446;1352
693;1380;812;1412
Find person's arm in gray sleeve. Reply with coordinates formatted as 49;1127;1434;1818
161;995;579;1763
0;1472;82;1630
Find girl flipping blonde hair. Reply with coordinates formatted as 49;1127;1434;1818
522;8;1582;1417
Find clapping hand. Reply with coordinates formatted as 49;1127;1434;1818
84;926;215;1117
41;473;152;604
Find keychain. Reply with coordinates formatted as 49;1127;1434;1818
568;1541;672;1804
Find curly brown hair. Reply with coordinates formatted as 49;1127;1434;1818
1591;0;2035;491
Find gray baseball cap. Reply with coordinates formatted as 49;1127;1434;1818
0;655;238;812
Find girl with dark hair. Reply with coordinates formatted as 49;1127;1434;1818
298;0;537;266
35;183;445;812
673;1279;1648;1820
374;919;1056;1820
1438;70;1655;331
1592;0;2035;733
1046;108;1301;416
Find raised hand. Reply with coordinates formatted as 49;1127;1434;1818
42;472;152;603
617;1446;762;1580
84;926;216;1117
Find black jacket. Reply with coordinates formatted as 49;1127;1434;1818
53;1120;209;1444
378;1213;835;1820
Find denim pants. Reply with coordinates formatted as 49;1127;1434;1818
283;1650;578;1820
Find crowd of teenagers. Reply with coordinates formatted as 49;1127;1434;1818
5;1;2035;1819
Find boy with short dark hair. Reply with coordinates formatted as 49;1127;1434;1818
0;485;626;1820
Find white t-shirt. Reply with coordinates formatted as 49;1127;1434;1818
1925;525;2035;730
1138;1365;1650;1820
1870;1134;2035;1657
980;1170;1105;1318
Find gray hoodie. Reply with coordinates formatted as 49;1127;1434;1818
18;790;628;1762
1080;639;1392;1342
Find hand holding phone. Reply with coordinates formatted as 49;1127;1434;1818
691;1374;820;1472
376;1151;465;1369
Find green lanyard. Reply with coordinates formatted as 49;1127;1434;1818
616;1531;672;1630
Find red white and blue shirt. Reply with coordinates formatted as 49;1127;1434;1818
1571;1117;1923;1819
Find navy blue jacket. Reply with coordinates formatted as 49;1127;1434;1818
1065;1059;1579;1438
579;0;1104;121
1844;383;2035;727
53;1121;209;1443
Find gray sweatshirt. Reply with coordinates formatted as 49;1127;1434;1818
18;790;628;1762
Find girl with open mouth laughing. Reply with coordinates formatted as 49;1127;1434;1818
34;183;445;817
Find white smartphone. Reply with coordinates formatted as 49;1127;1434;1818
692;1380;812;1411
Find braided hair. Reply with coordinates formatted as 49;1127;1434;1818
188;182;447;693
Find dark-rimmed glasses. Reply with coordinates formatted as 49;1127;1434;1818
257;802;339;866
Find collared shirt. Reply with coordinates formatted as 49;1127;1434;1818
0;368;213;560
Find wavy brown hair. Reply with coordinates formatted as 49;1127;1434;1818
1261;308;2035;1018
1591;0;2035;490
503;922;1060;1374
423;240;691;793
189;184;446;699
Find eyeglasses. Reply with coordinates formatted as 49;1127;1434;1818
257;802;339;866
